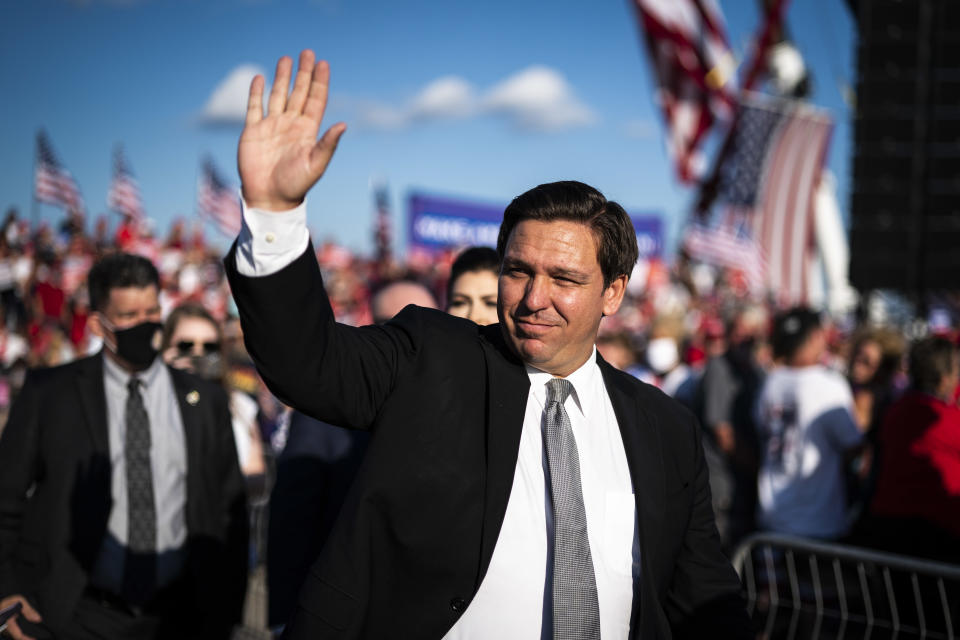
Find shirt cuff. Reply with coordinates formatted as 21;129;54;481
234;195;310;277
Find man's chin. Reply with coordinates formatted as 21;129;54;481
512;337;552;366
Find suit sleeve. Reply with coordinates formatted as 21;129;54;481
664;412;752;640
225;241;420;430
0;371;42;598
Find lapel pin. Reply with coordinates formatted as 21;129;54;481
186;390;200;406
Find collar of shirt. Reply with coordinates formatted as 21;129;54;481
524;347;599;420
102;351;165;391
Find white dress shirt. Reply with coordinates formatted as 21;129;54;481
90;354;188;593
444;355;637;639
235;200;639;637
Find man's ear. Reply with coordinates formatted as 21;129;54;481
601;274;629;317
88;312;105;339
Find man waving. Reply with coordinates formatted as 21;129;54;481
226;50;749;640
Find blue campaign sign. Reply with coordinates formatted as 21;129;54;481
630;215;663;260
408;193;504;252
408;191;663;260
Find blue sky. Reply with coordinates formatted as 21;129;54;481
1;0;856;255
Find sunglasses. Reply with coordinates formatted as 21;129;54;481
175;340;220;355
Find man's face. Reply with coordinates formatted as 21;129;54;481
498;219;627;377
90;285;162;350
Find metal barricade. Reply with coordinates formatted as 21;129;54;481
732;533;960;640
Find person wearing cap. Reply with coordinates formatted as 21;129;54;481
755;307;864;540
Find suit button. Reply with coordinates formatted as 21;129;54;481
450;597;466;613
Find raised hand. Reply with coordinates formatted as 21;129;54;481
238;50;347;211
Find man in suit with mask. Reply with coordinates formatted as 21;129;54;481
0;253;247;640
227;50;750;639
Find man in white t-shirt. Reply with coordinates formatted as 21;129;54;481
755;307;864;540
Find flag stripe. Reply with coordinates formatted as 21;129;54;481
748;104;832;303
197;160;242;237
107;146;145;222
694;97;832;303
634;0;734;183
34;131;84;213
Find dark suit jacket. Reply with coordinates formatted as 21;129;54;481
226;244;750;640
0;353;248;638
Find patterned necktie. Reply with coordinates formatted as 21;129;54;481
544;378;601;639
123;376;157;604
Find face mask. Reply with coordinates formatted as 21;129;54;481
188;352;225;381
646;337;679;375
102;317;163;370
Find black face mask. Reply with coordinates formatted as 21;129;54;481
188;352;224;381
104;319;163;370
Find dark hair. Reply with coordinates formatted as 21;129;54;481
161;302;222;351
909;336;958;396
848;327;905;387
771;306;821;362
87;252;160;312
496;181;638;288
447;246;500;303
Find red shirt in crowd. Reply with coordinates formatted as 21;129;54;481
871;390;960;537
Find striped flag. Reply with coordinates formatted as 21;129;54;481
34;130;84;214
107;144;145;222
683;211;767;293
713;95;833;303
632;0;736;183
197;158;242;237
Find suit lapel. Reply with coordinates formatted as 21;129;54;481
76;354;109;454
598;355;665;610
168;367;204;526
476;325;530;585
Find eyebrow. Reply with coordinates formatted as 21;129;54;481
550;267;590;280
502;258;590;281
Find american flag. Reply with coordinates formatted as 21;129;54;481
713;95;833;304
197;159;242;237
683;211;767;293
107;144;145;222
632;0;736;183
34;130;84;214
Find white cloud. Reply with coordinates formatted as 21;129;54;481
481;66;596;131
199;64;266;126
355;66;595;133
357;75;476;129
409;76;476;120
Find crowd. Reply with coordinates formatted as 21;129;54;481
0;196;957;637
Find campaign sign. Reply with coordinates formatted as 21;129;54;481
408;193;504;252
408;191;663;260
631;216;662;260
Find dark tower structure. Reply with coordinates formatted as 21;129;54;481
849;0;960;295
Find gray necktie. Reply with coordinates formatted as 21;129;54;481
123;376;156;604
544;378;601;639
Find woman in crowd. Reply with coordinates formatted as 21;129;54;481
445;246;500;326
161;302;266;482
847;327;905;432
845;327;905;522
